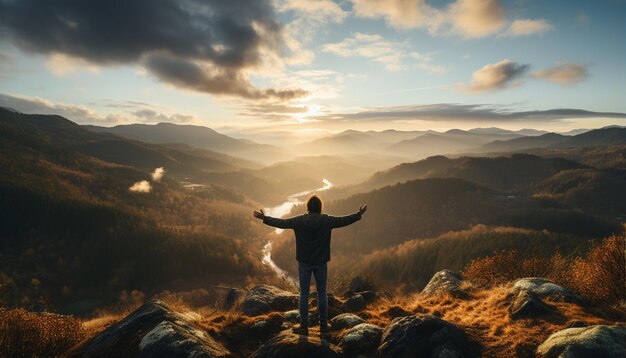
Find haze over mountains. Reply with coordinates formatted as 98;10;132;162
2;106;626;357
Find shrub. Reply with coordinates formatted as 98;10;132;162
463;234;626;304
569;234;626;303
0;308;83;358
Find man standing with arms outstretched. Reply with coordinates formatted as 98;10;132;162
253;195;367;335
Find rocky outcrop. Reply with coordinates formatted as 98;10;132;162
378;314;472;357
250;332;341;357
342;294;366;312
76;300;229;358
340;323;383;358
421;270;465;298
329;313;365;330
509;291;550;319
537;325;626;358
224;288;246;310
513;278;584;304
240;285;299;316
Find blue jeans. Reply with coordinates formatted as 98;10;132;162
298;262;327;326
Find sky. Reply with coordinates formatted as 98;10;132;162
0;0;625;142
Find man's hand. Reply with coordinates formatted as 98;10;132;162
253;209;266;220
358;204;368;216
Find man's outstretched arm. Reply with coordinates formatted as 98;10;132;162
253;209;296;229
327;204;367;228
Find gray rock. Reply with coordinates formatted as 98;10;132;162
224;288;245;310
509;291;550;319
537;325;626;358
342;294;366;312
330;313;365;330
356;290;378;303
250;332;341;357
378;314;471;358
78;300;229;358
513;278;584;304
421;270;464;298
340;323;383;358
284;310;300;323
240;285;299;316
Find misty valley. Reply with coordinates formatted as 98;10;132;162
1;107;625;357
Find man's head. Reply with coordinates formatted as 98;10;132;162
307;195;322;214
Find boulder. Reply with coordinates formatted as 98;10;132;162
340;323;383;358
250;332;341;357
378;314;471;358
537;325;626;358
513;278;584;304
329;313;365;330
509;291;550;319
224;288;246;310
342;294;366;312
421;270;464;298
284;310;300;323
349;276;374;293
76;300;229;358
240;285;299;316
356;290;378;304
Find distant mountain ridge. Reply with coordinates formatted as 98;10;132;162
85;122;291;164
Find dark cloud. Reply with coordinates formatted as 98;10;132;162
315;103;626;122
0;0;306;99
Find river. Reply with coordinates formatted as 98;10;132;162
261;179;334;287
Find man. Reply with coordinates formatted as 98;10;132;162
253;195;367;335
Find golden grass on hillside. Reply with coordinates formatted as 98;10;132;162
0;308;84;358
464;234;626;304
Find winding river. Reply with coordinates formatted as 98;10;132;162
261;179;333;286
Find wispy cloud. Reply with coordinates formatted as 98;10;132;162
0;93;200;125
458;59;530;92
500;19;553;37
311;103;626;123
532;62;589;86
323;33;406;71
351;0;552;39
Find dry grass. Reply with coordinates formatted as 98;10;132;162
0;308;84;358
463;234;626;305
362;286;626;357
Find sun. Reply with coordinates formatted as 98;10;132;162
294;104;321;123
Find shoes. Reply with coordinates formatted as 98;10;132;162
292;324;309;336
320;322;331;334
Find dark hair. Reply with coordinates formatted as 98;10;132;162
307;195;322;213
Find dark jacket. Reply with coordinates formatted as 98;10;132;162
263;212;361;264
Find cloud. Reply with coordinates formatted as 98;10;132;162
459;59;530;92
351;0;552;39
312;103;626;123
409;52;450;74
447;0;505;38
351;0;505;38
277;0;347;23
0;0;307;100
500;19;553;37
133;109;194;124
323;33;407;71
129;180;152;193
0;93;199;125
151;167;166;182
532;62;589;86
